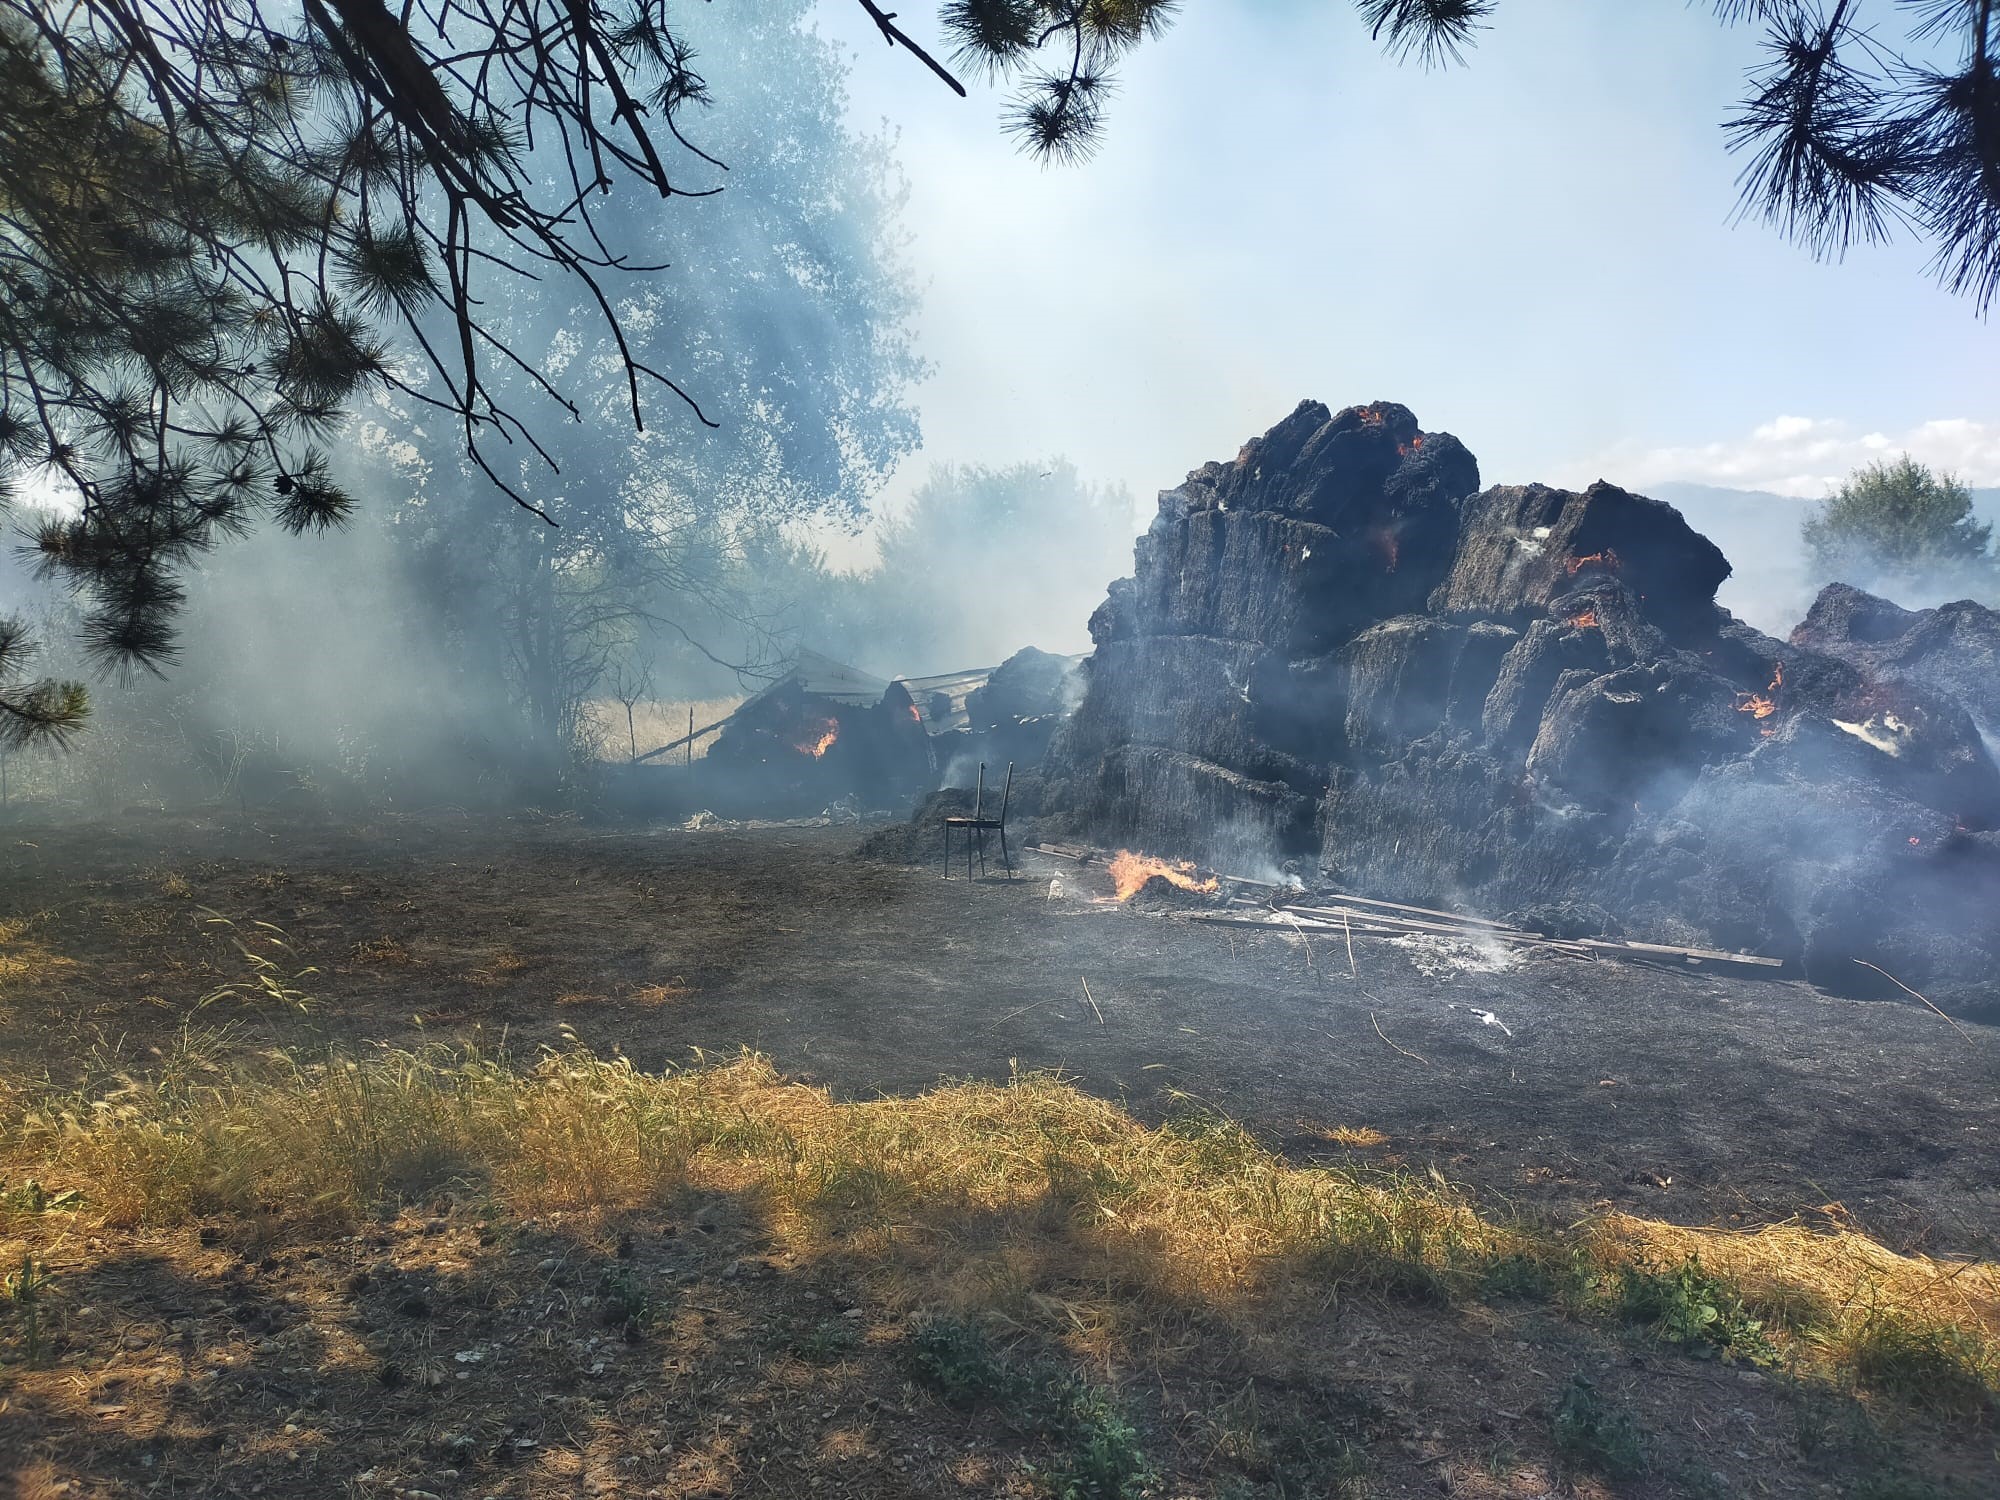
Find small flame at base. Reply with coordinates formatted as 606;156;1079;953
795;719;839;758
1107;850;1220;902
1567;609;1600;630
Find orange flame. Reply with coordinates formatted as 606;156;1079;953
1396;434;1425;456
1567;610;1600;630
1735;661;1785;722
795;718;839;758
907;702;922;723
1356;406;1384;426
1107;850;1219;902
1565;549;1621;575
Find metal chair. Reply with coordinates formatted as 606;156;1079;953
943;761;1012;878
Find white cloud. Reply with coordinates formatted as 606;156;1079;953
1576;416;2000;498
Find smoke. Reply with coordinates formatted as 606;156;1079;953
811;460;1141;679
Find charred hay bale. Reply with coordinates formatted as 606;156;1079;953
1337;616;1480;759
1318;747;1625;907
1247;649;1349;763
1074;744;1319;868
966;646;1081;728
1087;577;1139;647
1129;509;1363;650
1432;481;1730;634
1793;584;2000;741
1481;620;1613;753
1175;398;1429;523
1608;762;2000;1016
1051;635;1277;776
1524;658;1748;812
1125;403;1475;653
1745;687;2000;827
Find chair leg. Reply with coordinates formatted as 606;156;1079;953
1000;827;1011;873
942;825;949;879
976;827;986;877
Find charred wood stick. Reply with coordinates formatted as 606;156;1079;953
1275;901;1537;943
1192;912;1594;956
635;712;737;763
1576;938;1783;969
1024;842;1099;862
1284;894;1514;931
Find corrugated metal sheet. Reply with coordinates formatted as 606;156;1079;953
789;649;892;705
739;649;891;712
898;668;994;735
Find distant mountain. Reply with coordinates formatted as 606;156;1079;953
1642;480;2000;637
1646;481;1820;635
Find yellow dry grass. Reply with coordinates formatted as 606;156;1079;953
1;1040;1994;1408
0;913;78;1008
585;696;745;764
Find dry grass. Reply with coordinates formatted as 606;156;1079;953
628;980;692;1006
0;914;78;1008
351;936;422;967
585;695;744;764
3;1037;1993;1416
466;949;528;985
1312;1123;1390;1148
3;1040;1995;1499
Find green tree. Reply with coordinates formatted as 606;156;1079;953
365;0;924;792
1803;454;1997;596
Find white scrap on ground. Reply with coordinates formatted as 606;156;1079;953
1389;932;1521;978
1450;1003;1515;1037
1047;876;1065;902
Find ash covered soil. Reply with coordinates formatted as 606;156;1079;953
6;813;1998;1257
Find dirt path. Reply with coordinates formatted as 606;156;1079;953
6;813;1997;1257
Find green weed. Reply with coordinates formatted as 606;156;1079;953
1033;1376;1158;1500
1551;1373;1647;1480
903;1315;1023;1409
4;1252;57;1365
1618;1254;1778;1364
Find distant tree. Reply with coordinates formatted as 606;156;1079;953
849;459;1135;673
1803;454;1997;595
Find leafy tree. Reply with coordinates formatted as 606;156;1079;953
1803;454;1997;596
364;0;923;790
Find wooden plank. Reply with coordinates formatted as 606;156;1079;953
1023;842;1098;863
1278;903;1531;943
636;711;737;764
1284;893;1514;931
1192;912;1592;955
1577;938;1784;969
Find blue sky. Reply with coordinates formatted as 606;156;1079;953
811;0;2000;519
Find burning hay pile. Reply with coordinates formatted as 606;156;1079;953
1042;400;2000;1018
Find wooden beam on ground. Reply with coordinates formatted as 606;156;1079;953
635;711;737;764
1576;938;1784;970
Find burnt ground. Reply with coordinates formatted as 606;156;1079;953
5;812;1997;1260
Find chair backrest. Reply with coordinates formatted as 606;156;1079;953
972;761;985;821
997;762;1014;825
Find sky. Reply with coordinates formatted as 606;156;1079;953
807;0;2000;538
